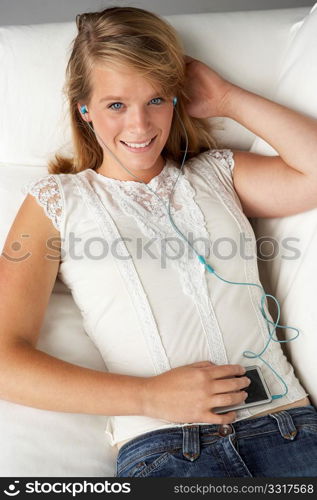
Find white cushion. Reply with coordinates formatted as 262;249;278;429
250;3;317;405
0;292;117;477
0;23;75;166
0;164;48;248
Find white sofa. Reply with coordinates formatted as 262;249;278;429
1;4;316;477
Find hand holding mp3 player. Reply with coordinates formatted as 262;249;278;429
213;365;272;414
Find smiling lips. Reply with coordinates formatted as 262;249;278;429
120;135;157;152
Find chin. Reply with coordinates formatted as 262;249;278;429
120;150;163;166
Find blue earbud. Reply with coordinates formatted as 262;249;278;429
173;96;177;107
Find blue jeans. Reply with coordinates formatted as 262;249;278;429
116;405;317;477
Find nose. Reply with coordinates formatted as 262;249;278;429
126;106;151;136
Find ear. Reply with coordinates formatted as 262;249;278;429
77;103;90;121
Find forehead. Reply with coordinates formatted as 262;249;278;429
90;63;161;99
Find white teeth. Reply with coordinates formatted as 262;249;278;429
123;138;152;148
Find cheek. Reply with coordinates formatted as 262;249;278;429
96;114;123;138
162;118;173;140
157;111;173;137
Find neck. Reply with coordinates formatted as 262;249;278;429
96;156;165;184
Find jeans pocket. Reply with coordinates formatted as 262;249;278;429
126;451;172;478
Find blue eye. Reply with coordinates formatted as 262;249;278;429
108;97;165;111
108;102;123;111
150;97;164;105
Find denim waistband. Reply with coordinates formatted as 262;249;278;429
117;405;317;471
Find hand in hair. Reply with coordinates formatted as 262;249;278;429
183;55;235;119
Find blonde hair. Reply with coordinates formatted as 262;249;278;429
48;5;219;175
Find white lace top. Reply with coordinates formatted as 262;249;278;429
22;149;307;447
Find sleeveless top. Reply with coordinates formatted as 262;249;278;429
22;149;308;447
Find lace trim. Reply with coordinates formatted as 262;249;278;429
88;164;229;367
73;174;171;376
92;162;183;219
22;175;62;232
206;148;235;173
94;161;168;187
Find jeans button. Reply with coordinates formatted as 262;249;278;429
218;424;233;437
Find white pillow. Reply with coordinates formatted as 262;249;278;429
0;164;48;249
0;293;117;477
0;24;74;166
250;2;317;406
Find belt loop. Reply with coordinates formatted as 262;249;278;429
182;425;200;461
269;410;298;440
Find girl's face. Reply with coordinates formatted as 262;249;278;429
79;63;174;182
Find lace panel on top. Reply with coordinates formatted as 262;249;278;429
22;175;62;232
206;149;235;172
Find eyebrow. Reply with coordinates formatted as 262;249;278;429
99;92;161;104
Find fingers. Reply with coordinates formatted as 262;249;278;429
201;391;248;425
211;364;246;379
191;362;245;376
213;376;251;395
212;390;248;410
